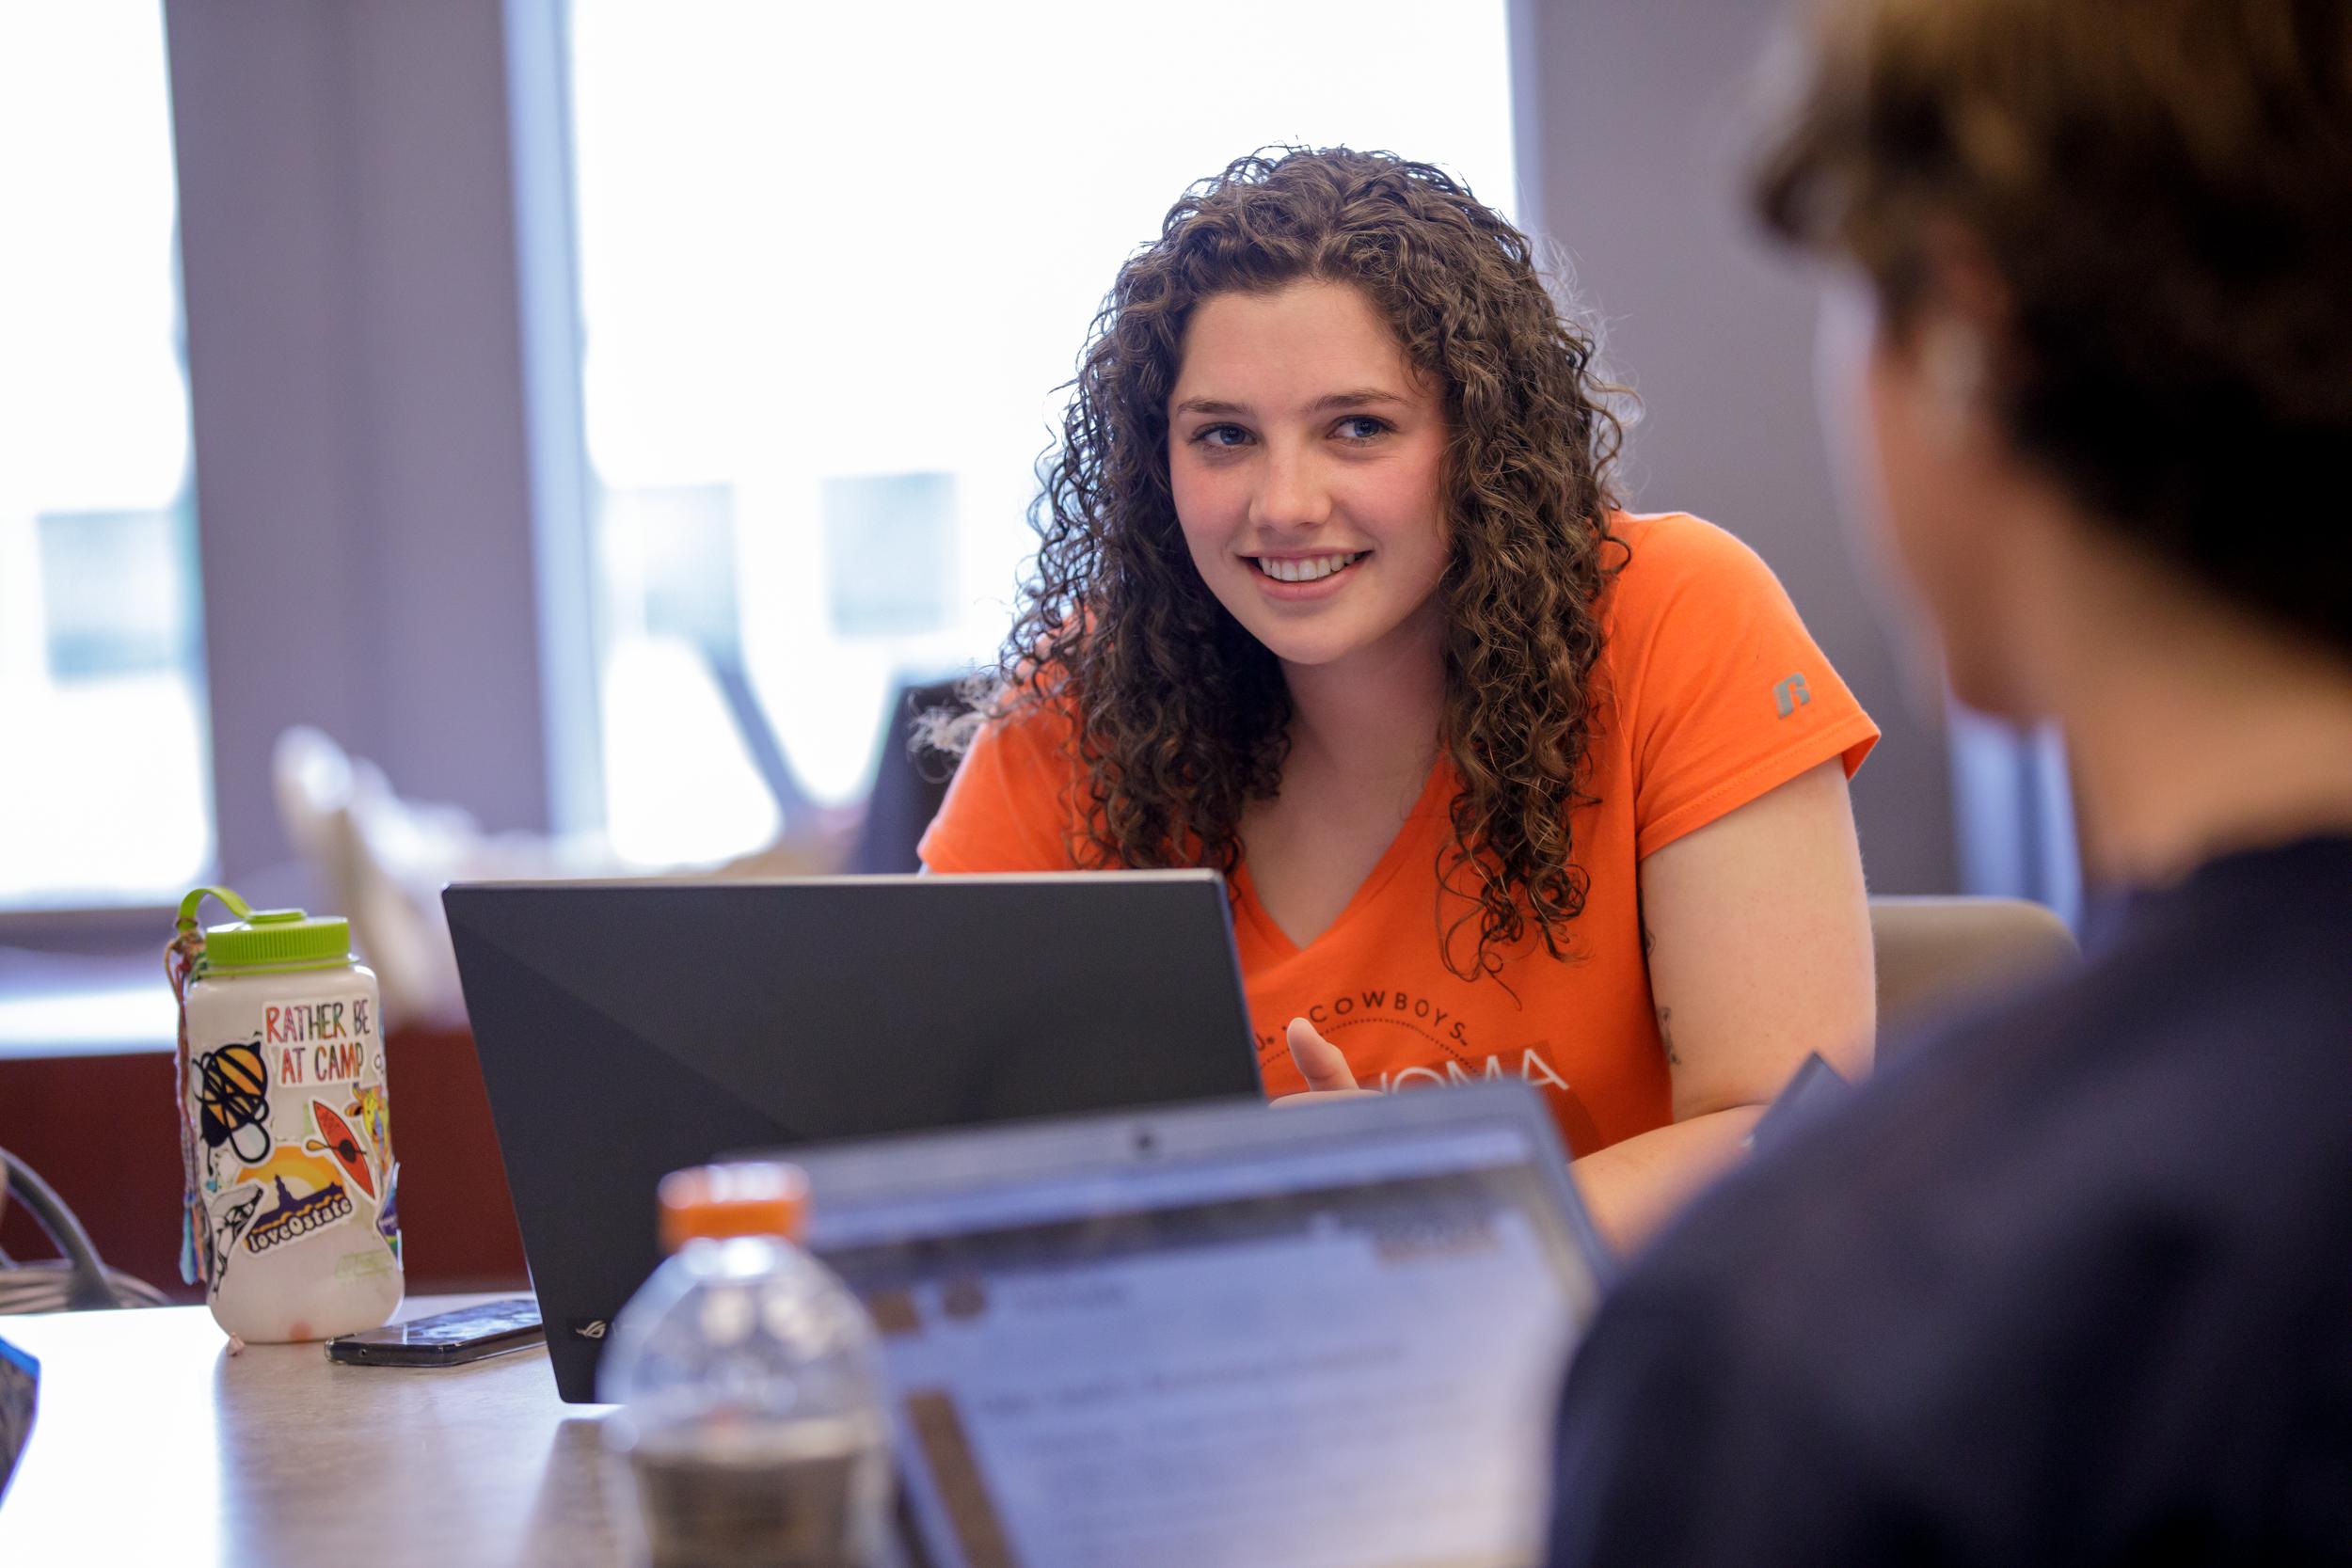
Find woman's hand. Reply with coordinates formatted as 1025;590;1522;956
1270;1017;1383;1106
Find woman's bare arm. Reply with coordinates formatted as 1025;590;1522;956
1572;757;1874;1250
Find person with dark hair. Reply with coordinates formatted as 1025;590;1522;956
1549;0;2352;1559
920;147;1879;1248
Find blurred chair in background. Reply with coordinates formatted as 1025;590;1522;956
0;1147;170;1313
272;677;966;1028
1869;895;2081;1051
844;678;961;875
272;727;615;1030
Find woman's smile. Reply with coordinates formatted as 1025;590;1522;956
1249;549;1367;584
1246;550;1374;602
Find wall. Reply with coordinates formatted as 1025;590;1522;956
166;0;568;888
1513;0;1957;893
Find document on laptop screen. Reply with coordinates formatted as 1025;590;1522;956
816;1123;1587;1568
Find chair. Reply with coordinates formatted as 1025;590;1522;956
845;678;963;875
1869;895;2082;1053
0;1147;170;1313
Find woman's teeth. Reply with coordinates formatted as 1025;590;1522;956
1253;551;1364;583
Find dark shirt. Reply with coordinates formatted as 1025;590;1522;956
1549;836;2352;1565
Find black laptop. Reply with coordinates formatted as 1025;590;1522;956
442;871;1265;1402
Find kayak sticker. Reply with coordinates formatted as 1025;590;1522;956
306;1100;376;1200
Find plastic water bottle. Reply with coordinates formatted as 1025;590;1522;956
599;1162;895;1568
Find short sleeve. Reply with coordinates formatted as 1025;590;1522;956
1606;514;1879;861
915;700;1089;872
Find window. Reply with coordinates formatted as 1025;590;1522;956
0;2;210;908
564;2;1518;865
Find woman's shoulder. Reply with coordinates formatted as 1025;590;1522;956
1600;510;1804;650
1587;509;1878;827
962;681;1084;770
1607;510;1788;600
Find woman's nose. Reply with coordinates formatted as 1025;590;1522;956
1248;446;1333;531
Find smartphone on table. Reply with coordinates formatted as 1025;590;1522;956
326;1296;544;1368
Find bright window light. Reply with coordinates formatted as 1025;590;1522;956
0;1;211;908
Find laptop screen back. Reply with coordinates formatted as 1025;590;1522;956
444;871;1265;1402
803;1089;1599;1568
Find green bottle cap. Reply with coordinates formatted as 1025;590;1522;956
178;886;355;974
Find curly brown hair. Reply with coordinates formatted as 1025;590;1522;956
939;147;1630;978
1751;0;2352;658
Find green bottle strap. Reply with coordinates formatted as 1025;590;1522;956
175;885;256;941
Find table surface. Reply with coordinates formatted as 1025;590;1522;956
0;1294;626;1567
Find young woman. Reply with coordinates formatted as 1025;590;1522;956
1549;0;2352;1559
921;149;1878;1248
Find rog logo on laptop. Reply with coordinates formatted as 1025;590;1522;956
569;1319;609;1340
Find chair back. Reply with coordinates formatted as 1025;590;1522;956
1870;895;2082;1051
845;679;963;874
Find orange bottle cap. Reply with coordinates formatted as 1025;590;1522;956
658;1162;809;1253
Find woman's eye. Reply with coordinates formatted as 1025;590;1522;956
1335;416;1389;441
1194;424;1250;449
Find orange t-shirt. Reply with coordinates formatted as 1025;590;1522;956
917;513;1879;1157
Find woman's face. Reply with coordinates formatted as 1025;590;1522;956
1166;279;1452;679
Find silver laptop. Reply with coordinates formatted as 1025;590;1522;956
793;1083;1611;1568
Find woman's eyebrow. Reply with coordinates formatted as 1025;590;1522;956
1171;388;1408;419
1311;388;1407;412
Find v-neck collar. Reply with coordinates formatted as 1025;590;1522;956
1232;758;1453;959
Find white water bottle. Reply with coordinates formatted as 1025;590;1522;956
175;886;404;1343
